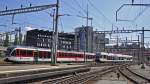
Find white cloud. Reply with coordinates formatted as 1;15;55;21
25;26;34;31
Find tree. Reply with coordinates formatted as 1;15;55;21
22;35;26;45
19;33;22;45
14;33;18;45
4;33;9;47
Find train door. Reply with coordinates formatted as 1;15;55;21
33;50;38;63
95;53;101;62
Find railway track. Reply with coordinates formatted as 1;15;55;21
41;65;122;84
0;66;90;84
0;62;130;84
118;66;150;84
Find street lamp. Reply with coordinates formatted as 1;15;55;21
44;9;72;65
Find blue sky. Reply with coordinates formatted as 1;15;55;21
0;0;150;46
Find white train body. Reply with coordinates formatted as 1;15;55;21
99;52;133;62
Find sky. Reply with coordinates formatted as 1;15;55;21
0;0;150;46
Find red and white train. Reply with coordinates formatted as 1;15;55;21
5;46;95;63
4;46;133;63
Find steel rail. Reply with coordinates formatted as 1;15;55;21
126;67;150;82
118;66;150;84
42;65;121;84
0;67;90;84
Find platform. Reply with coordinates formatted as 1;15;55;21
0;64;89;78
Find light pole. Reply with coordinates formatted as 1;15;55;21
52;0;59;65
45;9;71;65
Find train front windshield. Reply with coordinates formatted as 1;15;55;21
5;47;14;56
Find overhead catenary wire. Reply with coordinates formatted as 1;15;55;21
74;0;87;14
58;0;103;29
61;0;83;15
87;0;118;29
61;0;86;26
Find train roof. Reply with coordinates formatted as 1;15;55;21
101;52;132;58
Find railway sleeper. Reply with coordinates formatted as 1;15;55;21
42;65;120;84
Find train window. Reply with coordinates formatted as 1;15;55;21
73;53;77;57
112;57;115;60
64;53;66;57
16;49;19;56
110;56;112;60
20;50;26;56
73;53;76;57
104;55;106;58
67;53;70;57
6;47;14;56
48;52;51;58
45;52;48;58
61;53;64;57
86;55;88;59
39;51;43;58
81;54;83;58
68;53;73;57
89;55;91;59
89;55;92;59
76;54;78;58
11;50;16;56
80;54;82;58
26;50;33;56
70;53;72;57
58;52;61;57
91;55;93;59
64;53;67;57
113;57;115;60
147;57;150;61
70;53;73;57
77;54;79;58
107;56;110;60
61;52;63;57
68;53;71;57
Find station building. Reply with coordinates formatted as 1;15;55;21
74;26;93;52
74;26;108;53
26;29;75;51
26;26;108;53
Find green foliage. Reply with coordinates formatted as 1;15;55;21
23;35;26;45
14;34;18;45
19;33;22;45
4;33;9;47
